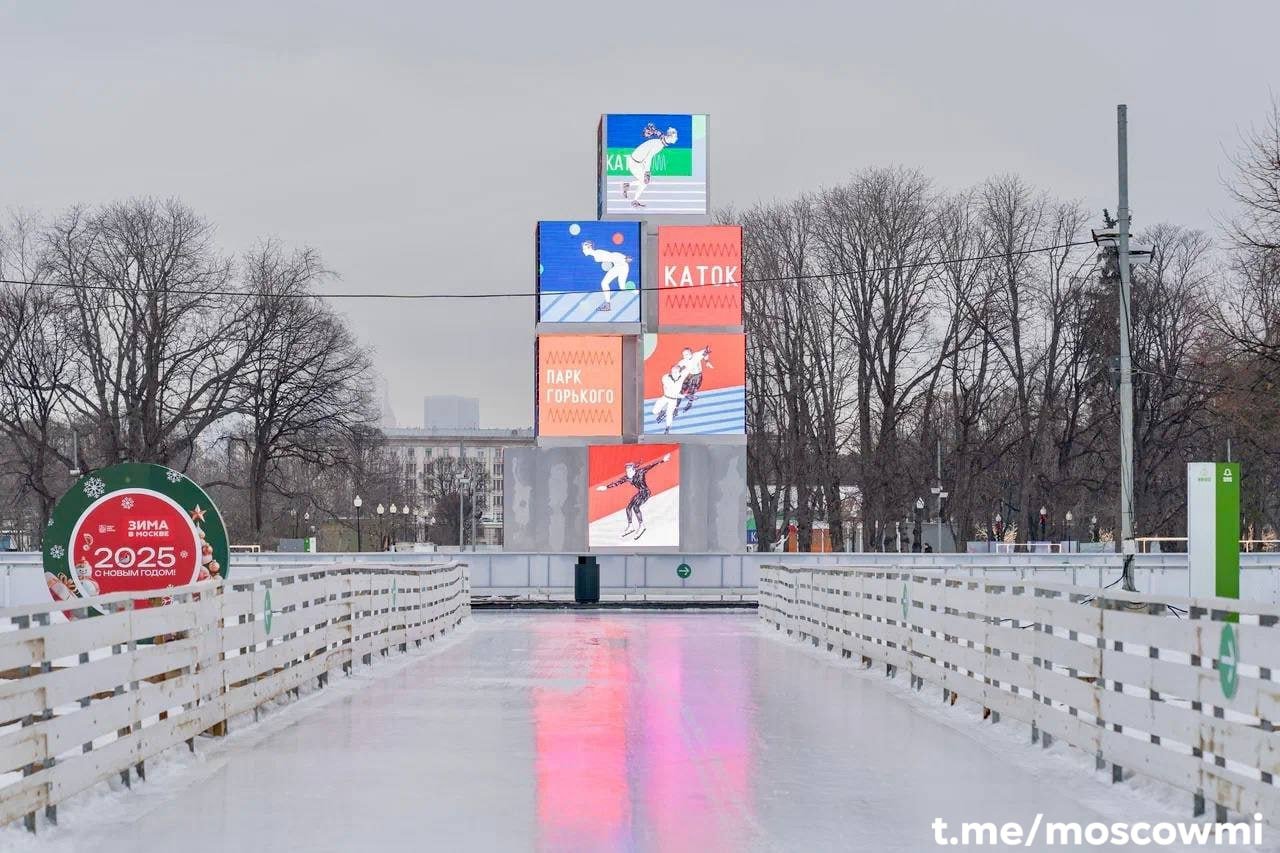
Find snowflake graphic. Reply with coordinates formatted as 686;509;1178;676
180;550;189;559
165;469;183;484
49;545;65;559
121;496;135;510
83;477;107;499
46;518;54;527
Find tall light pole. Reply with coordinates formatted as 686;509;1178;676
376;503;385;551
913;497;924;553
353;495;363;552
390;502;399;546
930;438;947;553
290;507;299;538
458;477;470;551
1116;104;1136;560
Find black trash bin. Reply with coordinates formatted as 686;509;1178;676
574;555;600;604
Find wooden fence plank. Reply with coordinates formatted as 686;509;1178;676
0;563;470;831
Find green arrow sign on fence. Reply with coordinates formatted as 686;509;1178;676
1219;623;1239;700
263;587;273;635
677;563;692;580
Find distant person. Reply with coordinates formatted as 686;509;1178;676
595;453;671;540
621;123;678;208
581;240;632;313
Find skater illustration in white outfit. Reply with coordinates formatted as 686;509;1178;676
675;346;712;412
622;123;678;208
595;453;671;540
652;365;688;434
581;240;632;313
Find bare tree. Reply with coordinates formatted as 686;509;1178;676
45;198;263;467
1226;97;1280;253
228;241;376;540
813;168;947;544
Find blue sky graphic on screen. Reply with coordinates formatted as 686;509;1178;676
599;114;708;216
537;221;642;323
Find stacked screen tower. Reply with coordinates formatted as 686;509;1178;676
504;113;747;554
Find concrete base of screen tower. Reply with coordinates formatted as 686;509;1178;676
503;443;745;553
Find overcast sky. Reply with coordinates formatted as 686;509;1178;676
3;1;1276;428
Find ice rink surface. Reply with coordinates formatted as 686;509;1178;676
37;612;1215;852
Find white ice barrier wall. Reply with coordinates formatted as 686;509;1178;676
760;564;1280;826
0;562;470;832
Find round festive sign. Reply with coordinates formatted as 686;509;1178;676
43;463;229;612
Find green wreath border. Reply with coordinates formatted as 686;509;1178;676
42;463;230;609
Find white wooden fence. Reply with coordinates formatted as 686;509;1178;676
0;562;470;832
760;564;1280;825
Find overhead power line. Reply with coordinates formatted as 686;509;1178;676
0;239;1096;302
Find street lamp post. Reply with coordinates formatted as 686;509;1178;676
390;503;399;546
303;511;310;544
1039;506;1048;541
353;496;363;552
472;503;479;552
376;503;385;551
994;512;1004;547
290;507;298;538
1065;511;1075;552
458;477;470;551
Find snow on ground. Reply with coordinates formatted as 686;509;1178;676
3;612;1272;852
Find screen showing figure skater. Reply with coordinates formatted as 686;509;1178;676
536;221;641;323
642;334;744;436
588;444;681;548
599;114;706;216
595;453;669;541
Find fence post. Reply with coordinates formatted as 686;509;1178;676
18;613;36;833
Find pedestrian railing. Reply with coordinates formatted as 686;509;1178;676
0;562;470;832
760;564;1280;826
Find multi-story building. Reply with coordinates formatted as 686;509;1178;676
381;426;534;545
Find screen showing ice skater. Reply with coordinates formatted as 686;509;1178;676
581;240;632;313
622;124;677;208
599;114;706;216
537;221;641;323
588;444;680;548
642;333;744;436
595;453;670;541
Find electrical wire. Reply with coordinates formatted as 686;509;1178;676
0;239;1096;302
